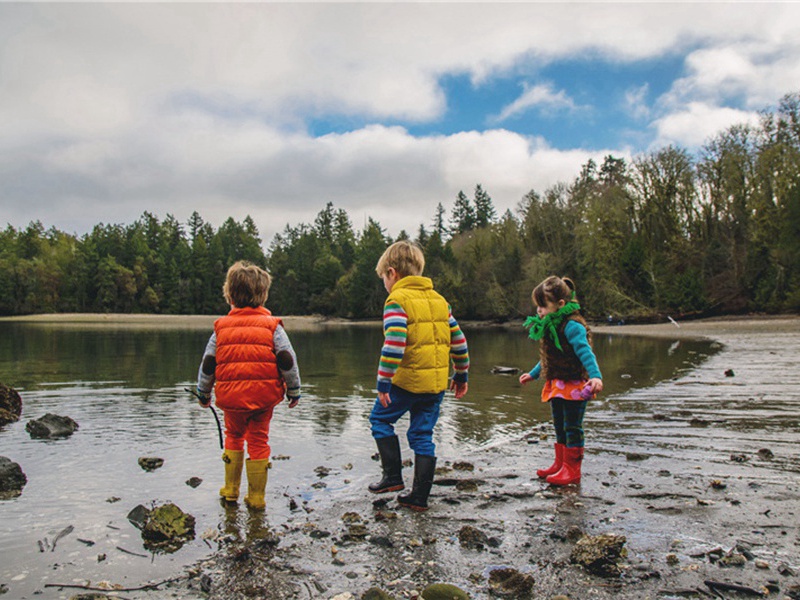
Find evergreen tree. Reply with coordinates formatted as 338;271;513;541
450;191;475;235
474;184;496;228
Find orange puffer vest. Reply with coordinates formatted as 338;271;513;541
213;306;285;412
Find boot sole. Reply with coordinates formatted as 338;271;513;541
397;501;428;512
368;484;405;494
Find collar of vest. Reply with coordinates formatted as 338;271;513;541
392;276;433;291
227;306;272;317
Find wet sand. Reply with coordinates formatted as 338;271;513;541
132;315;797;600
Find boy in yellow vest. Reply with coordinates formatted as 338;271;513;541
369;241;469;511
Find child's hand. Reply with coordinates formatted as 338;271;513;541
288;396;300;409
449;380;468;399
378;392;392;408
519;373;534;385
586;378;603;394
194;388;212;407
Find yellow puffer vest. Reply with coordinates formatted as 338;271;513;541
387;276;451;394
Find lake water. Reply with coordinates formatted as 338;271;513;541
0;321;716;598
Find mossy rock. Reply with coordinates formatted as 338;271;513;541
26;413;78;439
421;583;470;600
362;588;395;600
0;456;27;499
0;383;22;426
143;502;195;541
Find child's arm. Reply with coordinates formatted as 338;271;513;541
519;362;541;385
376;301;407;407
274;325;301;408
564;320;603;393
196;333;217;406
448;309;469;399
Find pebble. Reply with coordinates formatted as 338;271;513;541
755;559;770;569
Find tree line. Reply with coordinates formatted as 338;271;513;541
2;92;799;321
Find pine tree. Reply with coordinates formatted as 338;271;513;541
450;191;475;235
474;184;496;228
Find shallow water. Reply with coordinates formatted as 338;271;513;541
0;322;715;598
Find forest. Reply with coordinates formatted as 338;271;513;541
1;92;799;321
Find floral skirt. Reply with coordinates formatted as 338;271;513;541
540;379;590;403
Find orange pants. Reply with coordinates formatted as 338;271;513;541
222;408;274;460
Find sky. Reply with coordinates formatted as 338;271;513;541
1;2;799;247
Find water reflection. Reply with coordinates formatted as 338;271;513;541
0;321;715;598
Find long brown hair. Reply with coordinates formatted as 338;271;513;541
532;275;576;308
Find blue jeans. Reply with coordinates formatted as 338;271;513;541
550;397;588;448
369;386;444;456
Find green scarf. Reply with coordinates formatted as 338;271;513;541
523;301;581;351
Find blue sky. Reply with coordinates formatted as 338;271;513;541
1;3;797;244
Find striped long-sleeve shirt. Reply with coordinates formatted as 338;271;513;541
377;302;469;393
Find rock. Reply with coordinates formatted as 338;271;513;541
724;369;735;377
458;525;489;550
69;594;116;600
138;457;164;471
718;552;746;567
455;480;480;492
362;588;394;600
757;448;774;460
570;533;628;577
343;523;368;540
25;413;78;439
452;461;474;471
421;583;470;600
0;456;27;499
625;452;649;461
128;502;195;552
127;504;150;529
487;567;534;597
666;553;679;565
0;383;22;426
491;366;519;375
185;477;202;488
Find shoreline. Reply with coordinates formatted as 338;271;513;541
3;312;799;339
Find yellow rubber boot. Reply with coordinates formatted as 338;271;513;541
244;459;270;510
219;450;244;502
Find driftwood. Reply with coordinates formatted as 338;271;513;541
44;575;184;592
704;580;765;597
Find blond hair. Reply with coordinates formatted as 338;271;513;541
375;241;425;278
223;261;271;308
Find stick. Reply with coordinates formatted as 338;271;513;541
704;580;765;597
44;575;185;592
185;388;224;449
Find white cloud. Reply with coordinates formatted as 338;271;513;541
624;84;651;121
1;2;799;245
492;83;578;123
651;102;761;149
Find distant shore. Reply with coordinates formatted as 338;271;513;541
3;312;798;339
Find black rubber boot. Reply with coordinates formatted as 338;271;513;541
397;454;437;511
368;435;405;494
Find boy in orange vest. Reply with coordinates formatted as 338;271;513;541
369;241;469;511
195;261;301;510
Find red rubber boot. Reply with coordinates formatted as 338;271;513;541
536;443;565;478
546;446;583;486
